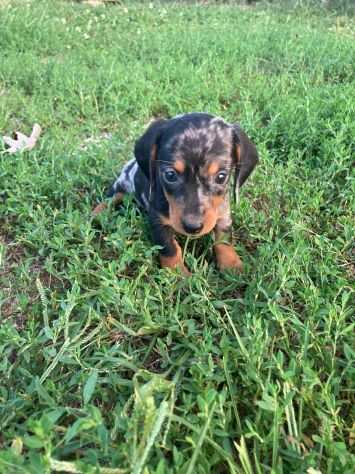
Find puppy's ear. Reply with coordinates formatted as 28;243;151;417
232;125;259;195
134;119;168;186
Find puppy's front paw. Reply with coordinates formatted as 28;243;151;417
160;254;191;276
92;192;124;217
92;202;108;216
214;244;243;272
159;242;191;276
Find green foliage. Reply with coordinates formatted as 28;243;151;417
0;0;354;472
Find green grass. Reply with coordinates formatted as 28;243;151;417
0;0;354;472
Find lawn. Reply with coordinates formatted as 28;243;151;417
0;0;354;473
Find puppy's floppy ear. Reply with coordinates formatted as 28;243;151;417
232;125;259;196
134;119;168;188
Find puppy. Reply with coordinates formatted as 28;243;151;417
94;113;258;274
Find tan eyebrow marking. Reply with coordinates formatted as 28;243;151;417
174;159;186;173
207;161;220;176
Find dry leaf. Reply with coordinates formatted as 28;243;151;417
3;123;41;154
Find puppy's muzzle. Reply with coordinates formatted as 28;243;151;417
181;215;204;234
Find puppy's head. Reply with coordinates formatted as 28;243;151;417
134;113;258;236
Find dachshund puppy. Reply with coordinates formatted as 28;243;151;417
94;113;258;274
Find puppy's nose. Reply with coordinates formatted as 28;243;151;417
182;217;203;234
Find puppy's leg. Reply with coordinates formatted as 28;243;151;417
92;158;139;216
150;213;190;275
213;225;243;272
92;192;124;216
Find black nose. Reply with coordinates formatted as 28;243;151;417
182;218;203;234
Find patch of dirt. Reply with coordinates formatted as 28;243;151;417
233;228;261;253
143;349;163;374
251;193;271;214
343;247;355;281
0;234;24;326
0;233;62;328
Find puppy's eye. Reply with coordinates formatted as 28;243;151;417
163;169;178;183
215;171;228;184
